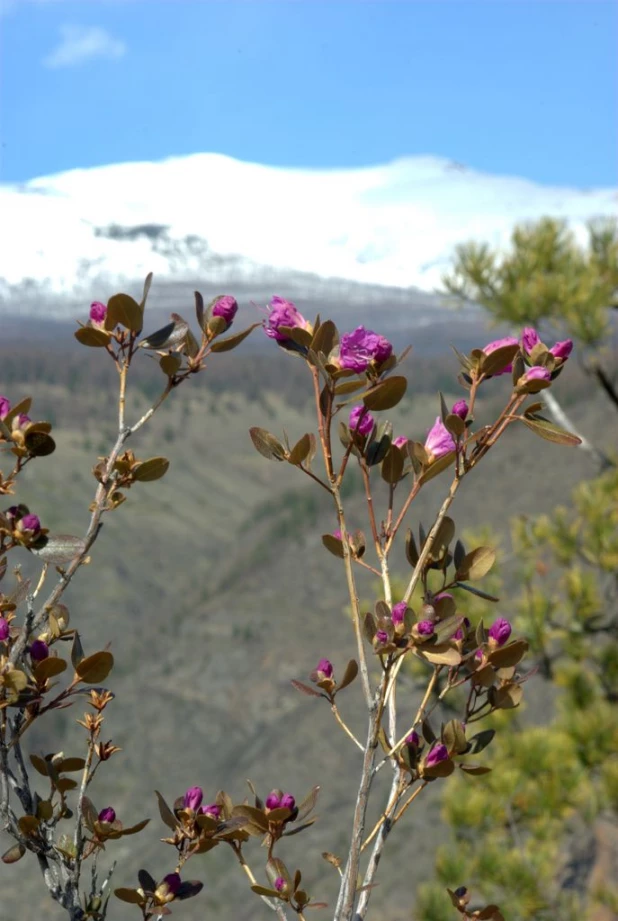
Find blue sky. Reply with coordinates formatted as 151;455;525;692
1;0;616;186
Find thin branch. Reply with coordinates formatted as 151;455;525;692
331;704;364;752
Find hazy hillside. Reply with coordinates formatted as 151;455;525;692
0;314;613;920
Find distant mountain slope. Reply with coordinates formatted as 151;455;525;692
1;153;615;315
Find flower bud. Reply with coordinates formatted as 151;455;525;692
405;730;420;747
451;400;468;420
0;396;11;419
453;616;470;641
0;617;9;642
375;629;389;645
488;617;512;646
550;339;573;360
89;302;107;327
392;435;408;449
265;791;282;810
315;658;333;679
521;327;541;353
98;806;116;824
212;295;238;328
416;620;434;636
349;404;374;437
17;513;41;535
280;793;295;811
424;417;455;461
183;786;203;811
200;803;221;819
426;743;449;766
274;876;287;892
29;639;49;661
522;365;551;383
391;601;407;625
482;336;519;375
156;873;182;902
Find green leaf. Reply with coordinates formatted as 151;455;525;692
155;790;178;830
337;659;358;692
459;764;492;775
75;651;114;684
519;415;583;446
363;376;407;411
287;433;312;466
455;546;496;581
321;534;345;558
132;457;170;482
418;450;456;485
381;445;404;485
419;646;462;666
1;842;25;864
210;323;261;352
30;534;85;564
24;431;56;457
114;888;146;905
249;427;286;461
106;293;143;332
334;379;365;396
311;320;338;356
74;327;111;348
34;657;67;683
159;354;182;376
466;728;495;754
140;272;153;310
195;290;205;330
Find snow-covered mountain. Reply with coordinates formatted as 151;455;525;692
0;153;615;317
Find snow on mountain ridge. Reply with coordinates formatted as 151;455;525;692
1;153;616;315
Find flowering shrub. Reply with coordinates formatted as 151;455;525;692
0;277;584;921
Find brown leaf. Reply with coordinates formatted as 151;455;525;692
132;457;170;482
75;651;114;684
210;323;261;352
363;376;407;411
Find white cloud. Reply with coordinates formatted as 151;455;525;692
43;24;126;68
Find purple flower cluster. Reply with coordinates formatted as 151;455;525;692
416;620;434;637
0;617;10;642
338;326;392;372
29;639;49;661
391;601;407;625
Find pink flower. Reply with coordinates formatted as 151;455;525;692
393;435;408;449
483;336;519;375
264;296;309;342
391;602;407;625
349;405;374;437
424;417;455;461
338;326;392;372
